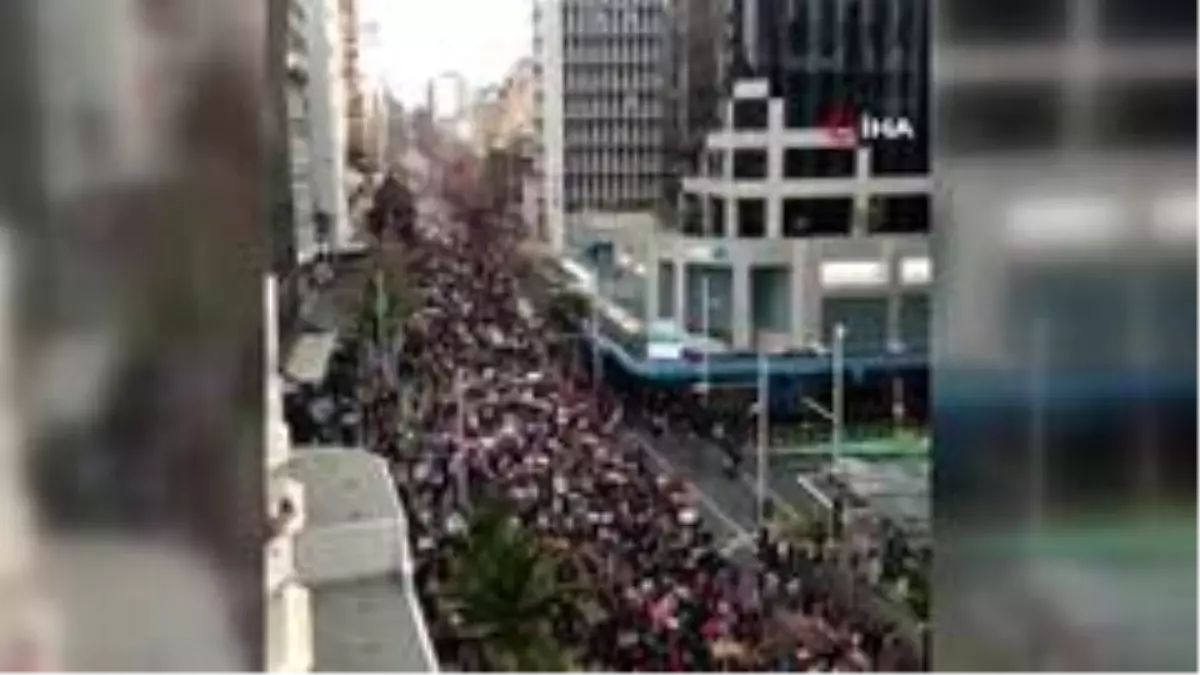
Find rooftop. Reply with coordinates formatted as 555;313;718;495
287;448;402;529
310;575;438;672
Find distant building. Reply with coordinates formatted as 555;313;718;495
646;0;932;354
534;0;673;254
301;0;353;256
282;0;319;266
494;58;538;150
667;0;732;193
339;0;368;166
469;85;504;154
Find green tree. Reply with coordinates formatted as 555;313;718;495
359;265;413;385
443;504;579;671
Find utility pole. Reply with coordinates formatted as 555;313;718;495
756;352;770;529
700;273;711;403
455;369;469;508
888;338;906;437
832;322;846;474
590;291;602;399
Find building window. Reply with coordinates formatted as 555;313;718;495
869;136;929;176
899;292;930;352
732;149;768;179
658;261;676;319
681;194;702;235
737;199;766;238
783;149;855;178
732;99;768;129
782;198;853;237
709;196;726;236
706;150;725;177
868;194;929;234
751;266;790;332
822;297;889;353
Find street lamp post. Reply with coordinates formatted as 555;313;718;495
832;322;846;474
756;352;770;528
700;274;711;402
590;285;603;399
454;368;469;508
888;338;906;436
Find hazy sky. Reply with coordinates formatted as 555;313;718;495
373;0;533;106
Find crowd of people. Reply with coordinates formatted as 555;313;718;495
363;177;922;671
283;338;364;447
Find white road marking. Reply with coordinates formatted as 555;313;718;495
793;473;834;511
626;433;751;540
738;472;802;521
720;531;756;556
653;429;803;522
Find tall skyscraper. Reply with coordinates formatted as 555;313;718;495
303;0;352;254
534;0;672;253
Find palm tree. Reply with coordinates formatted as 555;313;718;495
359;267;411;389
442;503;580;671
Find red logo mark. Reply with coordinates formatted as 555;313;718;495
821;106;858;147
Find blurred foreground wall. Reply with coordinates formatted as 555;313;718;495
0;0;269;669
933;0;1196;670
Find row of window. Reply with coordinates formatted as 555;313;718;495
566;133;664;147
565;62;660;75
703;147;925;178
564;35;661;49
566;170;663;182
565;147;662;161
656;269;930;349
780;71;926;131
564;60;659;73
777;0;927;66
680;195;929;237
567;196;659;212
566;146;663;159
729;87;926;134
564;74;663;90
566;121;662;136
563;5;663;34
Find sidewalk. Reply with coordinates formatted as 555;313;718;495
771;435;930;459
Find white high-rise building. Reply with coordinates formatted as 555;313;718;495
302;0;353;255
534;0;672;254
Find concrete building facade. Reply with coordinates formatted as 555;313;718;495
648;78;931;353
667;0;732;185
647;0;932;355
302;0;353;254
284;0;319;265
339;0;367;164
534;0;673;254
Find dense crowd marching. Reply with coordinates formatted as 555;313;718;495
305;171;924;671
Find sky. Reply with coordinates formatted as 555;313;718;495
370;0;534;106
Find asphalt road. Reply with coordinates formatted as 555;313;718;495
619;424;830;554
